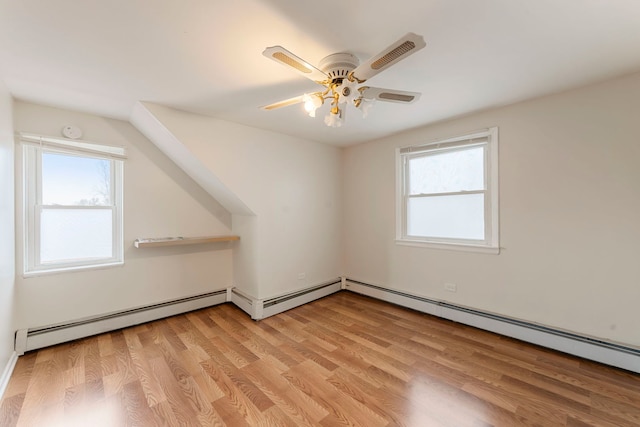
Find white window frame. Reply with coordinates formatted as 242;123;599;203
396;127;499;254
22;133;125;275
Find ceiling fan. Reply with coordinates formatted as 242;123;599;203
261;32;426;127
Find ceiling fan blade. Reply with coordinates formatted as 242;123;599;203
360;86;421;103
263;46;328;83
261;94;306;110
351;33;426;82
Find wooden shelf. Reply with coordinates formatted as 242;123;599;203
134;235;239;248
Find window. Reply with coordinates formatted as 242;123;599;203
22;133;125;274
396;127;499;253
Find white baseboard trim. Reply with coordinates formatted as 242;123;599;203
19;289;229;354
231;279;342;320
345;279;640;374
0;351;18;400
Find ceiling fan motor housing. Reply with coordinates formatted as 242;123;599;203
319;53;359;82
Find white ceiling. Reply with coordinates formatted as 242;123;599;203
2;0;640;147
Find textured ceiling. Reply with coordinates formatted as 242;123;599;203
2;0;640;146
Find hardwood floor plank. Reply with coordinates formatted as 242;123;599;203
63;382;85;414
261;316;309;344
564;411;625;427
127;345;168;407
327;367;406;426
97;333;115;358
284;361;387;427
149;399;182;427
2;292;639;426
195;318;260;368
187;329;276;413
589;393;640;426
210;395;251;427
0;392;24;427
3;354;36;399
148;356;202;426
111;330;136;364
84;378;104;402
242;360;324;425
100;353;119;379
121;380;158;426
155;319;188;353
257;405;298;427
21;358;66;413
200;359;267;425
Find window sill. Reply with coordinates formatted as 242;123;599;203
23;261;124;278
395;239;500;254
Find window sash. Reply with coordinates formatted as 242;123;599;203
23;143;124;274
38;153;117;207
36;206;118;268
396;127;499;251
404;144;488;197
404;192;487;243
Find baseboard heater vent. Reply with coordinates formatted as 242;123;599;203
230;288;254;318
345;279;640;374
264;280;342;308
231;279;342;320
17;289;228;354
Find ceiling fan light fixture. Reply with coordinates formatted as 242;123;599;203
358;98;376;118
324;108;344;127
303;93;323;117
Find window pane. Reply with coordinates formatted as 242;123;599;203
42;152;111;206
40;209;113;263
407;194;485;240
408;146;484;195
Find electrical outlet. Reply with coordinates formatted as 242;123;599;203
298;273;306;280
444;283;457;292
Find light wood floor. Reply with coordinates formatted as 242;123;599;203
1;292;639;426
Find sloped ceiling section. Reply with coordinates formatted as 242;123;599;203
130;102;253;216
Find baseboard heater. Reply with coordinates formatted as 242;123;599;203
16;289;229;354
231;279;342;320
345;279;640;374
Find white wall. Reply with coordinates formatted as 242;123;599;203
142;104;343;299
13;102;234;329
0;81;16;378
343;72;640;347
